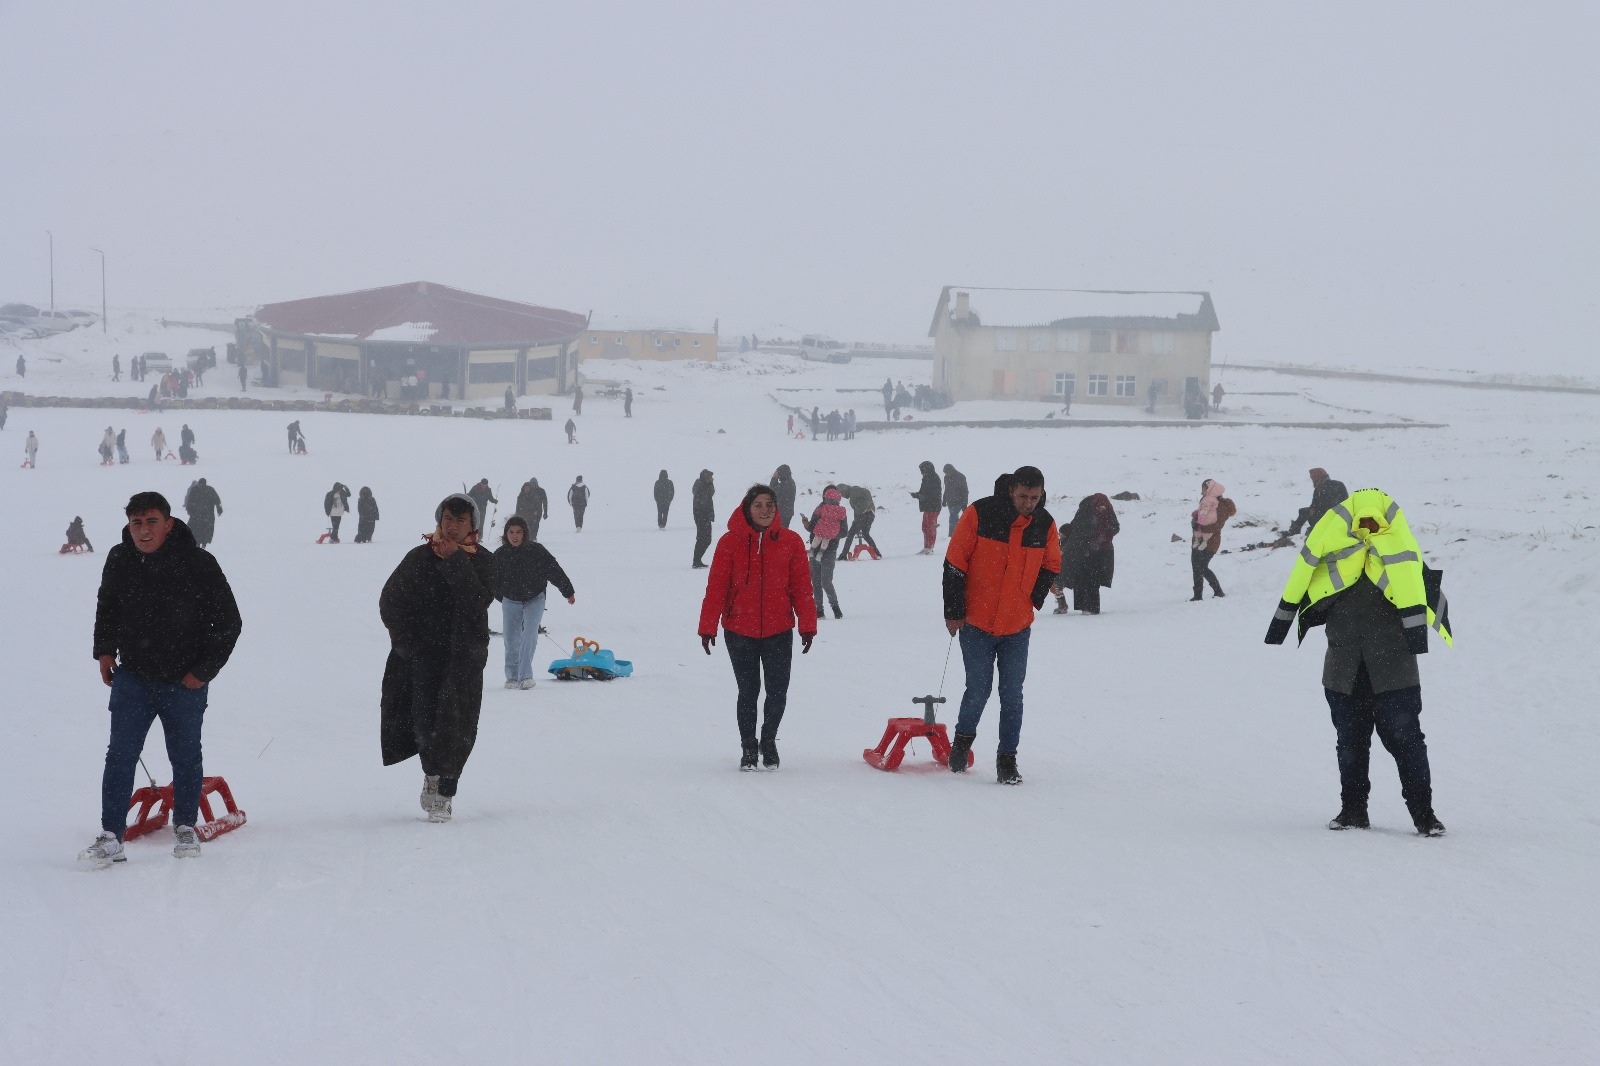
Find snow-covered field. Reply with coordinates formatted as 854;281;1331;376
3;327;1597;1063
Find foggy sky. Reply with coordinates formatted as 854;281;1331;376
4;1;1595;372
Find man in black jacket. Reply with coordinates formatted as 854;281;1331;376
1288;468;1349;536
515;478;549;540
653;470;675;529
79;492;242;866
912;461;943;554
942;463;969;538
379;493;497;823
691;469;715;568
184;477;223;547
493;516;576;688
770;465;796;529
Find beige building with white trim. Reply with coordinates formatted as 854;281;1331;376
579;319;717;363
930;287;1220;410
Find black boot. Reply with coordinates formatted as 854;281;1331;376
831;604;843;619
760;738;780;770
1410;806;1446;837
739;742;758;772
1327;804;1369;830
948;732;975;773
996;752;1023;785
817;606;825;619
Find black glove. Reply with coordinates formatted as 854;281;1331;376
1264;600;1296;645
701;634;716;655
801;633;814;654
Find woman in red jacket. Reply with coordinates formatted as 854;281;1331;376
699;484;817;770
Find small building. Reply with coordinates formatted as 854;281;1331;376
578;317;717;363
250;281;588;400
929;287;1220;409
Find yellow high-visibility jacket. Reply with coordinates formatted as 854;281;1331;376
1263;488;1452;651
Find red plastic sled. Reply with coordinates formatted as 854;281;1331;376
848;544;881;561
863;718;971;771
124;776;247;842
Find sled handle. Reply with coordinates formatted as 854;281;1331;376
573;637;600;655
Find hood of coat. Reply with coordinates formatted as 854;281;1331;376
773;464;792;481
919;461;936;475
1201;479;1225;500
727;500;783;540
435;492;481;532
823;486;842;503
699;469;713;482
657;470;670;481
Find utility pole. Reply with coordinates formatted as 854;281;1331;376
47;230;54;311
91;248;106;332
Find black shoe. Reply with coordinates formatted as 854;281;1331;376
996;752;1023;785
760;739;779;770
1189;594;1204;602
692;561;708;569
948;732;975;773
1212;589;1226;598
831;604;843;619
1327;805;1370;830
817;606;825;619
1410;807;1446;837
739;745;758;771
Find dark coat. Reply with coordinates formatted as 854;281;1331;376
184;483;223;544
692;472;716;521
567;482;590;510
771;465;796;525
378;542;496;775
654;473;676;507
1309;477;1350;529
942;466;969;511
93;519;242;683
180;426;195;449
356;491;380;540
515;481;549;521
323;485;350;517
1060;495;1119;590
913;463;943;513
493;541;574;603
467;484;496;516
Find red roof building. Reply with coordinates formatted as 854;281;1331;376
248;281;588;400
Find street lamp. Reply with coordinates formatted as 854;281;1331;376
47;230;54;311
90;248;106;332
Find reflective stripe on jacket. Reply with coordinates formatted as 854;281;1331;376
1264;488;1452;651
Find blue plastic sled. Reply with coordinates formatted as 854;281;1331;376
548;637;633;681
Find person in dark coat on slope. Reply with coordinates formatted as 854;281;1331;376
912;461;943;554
699;484;818;770
79;492;242;866
379;493;497;823
942;464;969;538
1052;494;1119;615
564;417;578;444
567;476;591;530
653;470;675;529
183;478;223;548
770;464;797;529
65;515;94;552
691;469;716;567
355;486;380;543
1288;468;1350;536
493;515;575;689
515;478;549;540
467;479;497;527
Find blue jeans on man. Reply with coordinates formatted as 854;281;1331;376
502;594;547;683
955;624;1030;754
947;505;962;538
1325;669;1431;809
100;669;208;839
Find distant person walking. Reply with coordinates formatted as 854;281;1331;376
912;461;943;554
115;428;128;464
183;477;224;548
494;516;575;690
112;355;121;382
24;430;38;467
287;420;306;454
943;466;1060;785
653;470;675;529
1288;468;1349;536
355;486;380;543
572;386;584;415
802;486;849;619
324;482;352;542
467;479;497;529
515;478;549;540
150;427;168;461
942;463;969;538
691;469;716;568
567;476;590;531
1212;383;1225;411
771;464;797;529
623;387;633;417
811;406;820;441
1053;494;1119;615
1190;479;1236;601
564;417;578;444
238;362;248;391
15;353;25;379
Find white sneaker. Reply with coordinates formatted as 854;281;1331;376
427;795;453;823
420;774;440;813
504;679;519;689
172;824;201;859
520;678;537;689
78;831;126;866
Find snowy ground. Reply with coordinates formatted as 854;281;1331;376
3;325;1598;1063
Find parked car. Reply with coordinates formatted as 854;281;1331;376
798;334;851;364
64;310;99;325
186;347;218;370
141;351;173;374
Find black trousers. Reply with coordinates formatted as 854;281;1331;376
1073;582;1101;613
657;502;670;528
1325;666;1431;810
838;511;877;558
329;515;342;540
572;505;586;530
527;515;542;540
1190;547;1221;597
693;517;713;564
724;630;793;748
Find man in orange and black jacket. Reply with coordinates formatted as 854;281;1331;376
942;466;1060;784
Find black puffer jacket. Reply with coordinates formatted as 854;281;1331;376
692;471;716;520
493;541;574;603
771;465;796;525
93;519;242;683
942;465;969;511
912;462;943;513
653;471;675;506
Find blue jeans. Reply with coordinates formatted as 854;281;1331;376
724;630;793;747
101;669;208;838
1325;668;1431;809
955;624;1031;754
502;594;547;682
947;505;962;537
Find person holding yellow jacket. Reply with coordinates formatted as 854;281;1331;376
1264;488;1452;837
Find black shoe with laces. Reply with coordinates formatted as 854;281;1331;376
996;753;1023;785
1327;805;1370;830
760;739;779;770
1410;807;1446;837
831;604;842;619
739;744;758;771
948;732;975;773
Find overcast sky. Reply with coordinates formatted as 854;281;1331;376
4;1;1595;371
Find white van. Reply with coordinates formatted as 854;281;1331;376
798;334;851;364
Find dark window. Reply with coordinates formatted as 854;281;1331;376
280;349;306;372
1089;330;1111;353
468;360;515;384
526;355;559;380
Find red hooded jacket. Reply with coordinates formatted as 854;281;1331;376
698;506;818;639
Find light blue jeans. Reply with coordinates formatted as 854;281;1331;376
502;594;547;682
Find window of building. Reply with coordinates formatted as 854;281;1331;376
1053;372;1075;396
468;360;515;384
1115;374;1137;397
1116;331;1138;354
1056;330;1079;352
1152;331;1173;355
1087;374;1108;396
654;337;663;348
1090;330;1111;353
1028;330;1050;352
692;339;701;347
674;338;682;347
589;335;598;344
995;329;1018;351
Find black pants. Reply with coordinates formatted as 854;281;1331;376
657;502;670;528
329;515;342;540
1325;666;1431;810
693;517;713;565
724;630;793;748
408;657;471;797
527;515;542;540
1190;547;1221;597
355;518;376;543
838;511;877;558
810;544;839;610
1073;582;1101;613
572;505;586;530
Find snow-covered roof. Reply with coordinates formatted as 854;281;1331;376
930;287;1219;335
255;281;586;346
365;321;438;342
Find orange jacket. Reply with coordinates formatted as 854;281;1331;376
943;496;1060;636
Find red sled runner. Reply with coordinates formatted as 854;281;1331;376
124;776;247;842
863;697;972;771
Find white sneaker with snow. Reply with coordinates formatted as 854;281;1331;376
420;774;441;813
520;678;537;689
78;831;126;866
172;824;201;859
504;679;519;689
427;795;453;823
